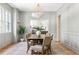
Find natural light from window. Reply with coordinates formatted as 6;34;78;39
0;6;11;33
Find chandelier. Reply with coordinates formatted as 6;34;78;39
32;3;43;18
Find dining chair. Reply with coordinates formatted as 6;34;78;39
30;36;52;55
46;33;53;53
26;33;33;53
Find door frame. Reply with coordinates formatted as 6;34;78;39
56;15;61;42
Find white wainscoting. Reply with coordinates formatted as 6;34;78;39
0;33;12;49
60;32;79;54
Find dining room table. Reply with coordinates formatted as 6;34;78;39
27;34;46;44
27;34;46;52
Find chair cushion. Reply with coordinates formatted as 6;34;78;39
30;45;42;52
30;45;47;52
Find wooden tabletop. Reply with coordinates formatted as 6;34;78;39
27;34;46;40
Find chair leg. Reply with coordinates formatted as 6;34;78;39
49;46;52;54
50;48;53;54
42;50;44;55
26;49;28;53
45;50;48;55
31;50;34;55
26;45;30;53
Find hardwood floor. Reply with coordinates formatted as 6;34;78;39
0;41;77;55
52;41;77;55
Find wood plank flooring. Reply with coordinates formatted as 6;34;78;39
0;41;77;55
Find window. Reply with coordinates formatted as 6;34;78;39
0;6;12;33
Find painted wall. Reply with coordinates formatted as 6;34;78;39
19;12;57;40
12;8;20;43
58;4;79;54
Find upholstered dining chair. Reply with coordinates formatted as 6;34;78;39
26;33;33;53
30;36;52;55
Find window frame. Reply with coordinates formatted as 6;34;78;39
0;6;12;33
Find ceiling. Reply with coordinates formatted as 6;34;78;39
9;3;64;12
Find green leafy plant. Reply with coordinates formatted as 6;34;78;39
34;26;44;31
17;25;26;38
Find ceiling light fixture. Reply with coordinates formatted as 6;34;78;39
32;3;43;18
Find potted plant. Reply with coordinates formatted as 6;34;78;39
17;25;26;42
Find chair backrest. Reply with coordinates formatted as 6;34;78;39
26;33;31;38
26;33;32;45
26;33;28;38
46;33;53;40
50;33;53;40
28;33;31;37
43;36;51;47
46;33;50;36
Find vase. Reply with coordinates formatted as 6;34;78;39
36;31;41;37
20;38;24;42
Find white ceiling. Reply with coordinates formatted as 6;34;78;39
9;3;64;12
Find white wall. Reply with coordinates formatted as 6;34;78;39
58;4;79;54
20;12;57;40
12;8;20;43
